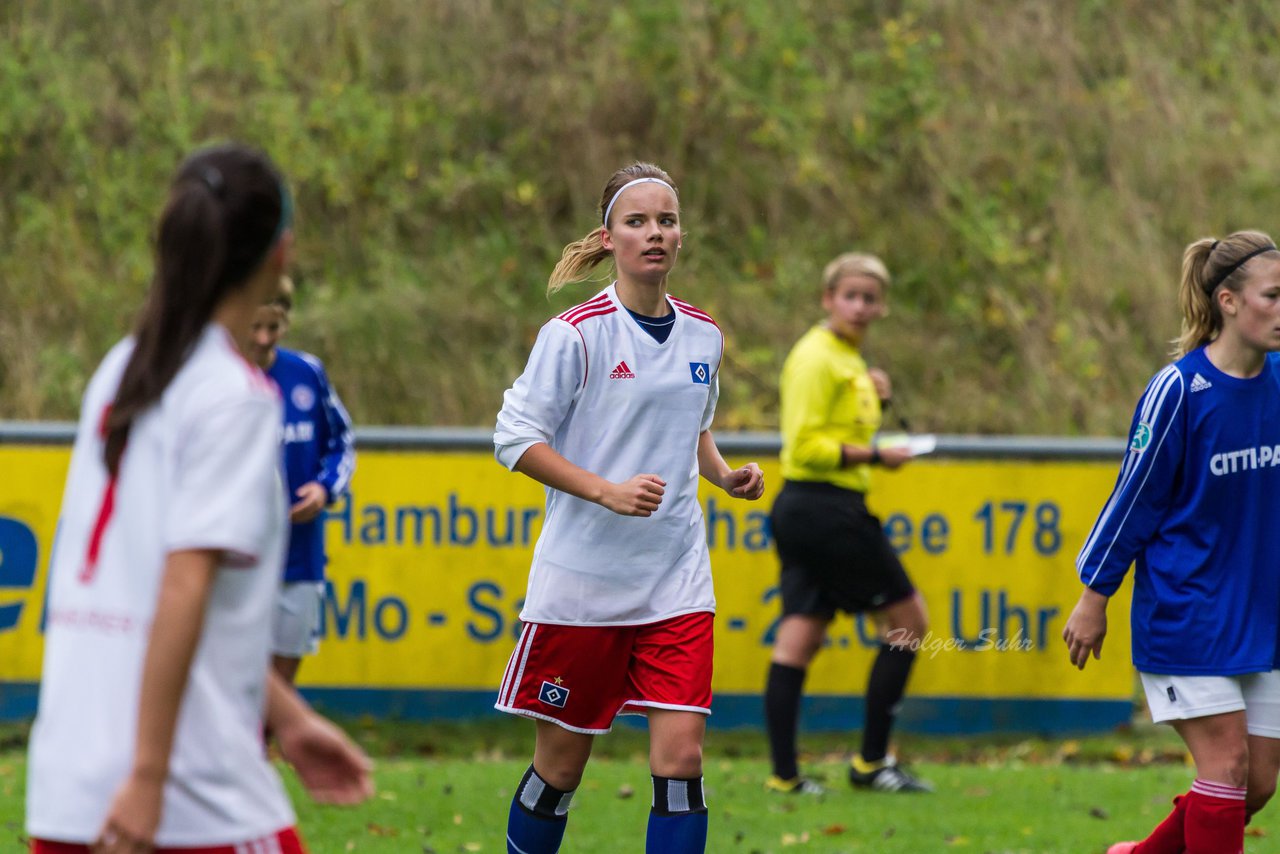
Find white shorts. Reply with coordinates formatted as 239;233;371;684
1140;670;1280;737
271;581;324;657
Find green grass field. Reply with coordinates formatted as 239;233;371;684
3;719;1276;853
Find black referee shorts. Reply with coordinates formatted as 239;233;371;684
770;479;916;619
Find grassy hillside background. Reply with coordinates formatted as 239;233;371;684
3;0;1277;433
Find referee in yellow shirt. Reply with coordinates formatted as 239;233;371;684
764;252;932;794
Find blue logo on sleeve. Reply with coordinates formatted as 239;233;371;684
538;680;569;708
689;362;710;385
0;516;39;633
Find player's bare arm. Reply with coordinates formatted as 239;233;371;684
515;441;665;516
696;430;764;500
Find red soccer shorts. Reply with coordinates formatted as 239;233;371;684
32;827;307;853
495;611;714;733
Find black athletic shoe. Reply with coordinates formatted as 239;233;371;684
848;757;933;793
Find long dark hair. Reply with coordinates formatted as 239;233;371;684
103;143;288;476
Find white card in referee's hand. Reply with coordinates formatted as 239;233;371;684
905;434;937;456
877;432;937;456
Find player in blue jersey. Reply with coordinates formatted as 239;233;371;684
250;276;356;684
1064;230;1280;854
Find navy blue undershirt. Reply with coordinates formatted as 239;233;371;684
626;307;676;343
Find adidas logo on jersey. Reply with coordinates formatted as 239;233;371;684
1190;373;1212;393
609;361;635;379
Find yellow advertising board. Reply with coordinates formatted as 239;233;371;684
0;443;1134;733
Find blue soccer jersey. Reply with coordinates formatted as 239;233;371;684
267;348;355;583
1077;348;1280;675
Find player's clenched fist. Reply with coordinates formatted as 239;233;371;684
602;474;666;516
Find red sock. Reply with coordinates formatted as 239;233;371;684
1184;779;1245;854
1132;793;1187;854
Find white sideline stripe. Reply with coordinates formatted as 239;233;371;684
506;622;537;706
498;623;532;705
505;624;537;707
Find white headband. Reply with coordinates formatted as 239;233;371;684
602;177;677;226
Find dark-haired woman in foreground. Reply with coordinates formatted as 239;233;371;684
26;143;371;853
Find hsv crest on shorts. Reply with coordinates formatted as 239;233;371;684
609;361;635;380
538;680;570;708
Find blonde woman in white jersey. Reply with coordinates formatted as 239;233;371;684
494;162;765;854
26;144;372;854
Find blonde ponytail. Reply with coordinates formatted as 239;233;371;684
1174;230;1276;357
547;161;679;296
547;228;611;295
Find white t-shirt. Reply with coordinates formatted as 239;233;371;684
494;283;723;625
26;324;295;845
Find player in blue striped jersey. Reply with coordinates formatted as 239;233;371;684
250;276;356;684
1065;231;1280;854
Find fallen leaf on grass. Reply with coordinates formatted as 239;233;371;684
366;823;398;837
1089;807;1110;820
453;814;463;825
944;835;970;846
964;786;990;797
618;784;635;799
1247;828;1268;837
821;824;846;836
463;844;481;852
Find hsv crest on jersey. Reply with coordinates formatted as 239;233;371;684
290;384;316;411
1189;373;1212;393
609;361;635;380
538;680;570;708
1130;422;1153;452
689;362;710;385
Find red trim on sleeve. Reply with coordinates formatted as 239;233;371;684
79;474;118;584
558;294;612;324
669;296;718;327
564;306;617;326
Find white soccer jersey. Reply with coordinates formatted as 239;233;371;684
494;283;723;625
27;324;295;845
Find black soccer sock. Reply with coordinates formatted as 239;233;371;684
651;774;707;815
507;764;574;853
764;662;807;780
861;643;916;764
648;775;708;853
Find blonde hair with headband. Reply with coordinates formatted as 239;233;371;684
602;177;677;226
547;162;679;295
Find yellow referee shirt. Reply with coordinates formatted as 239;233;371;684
779;325;881;492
